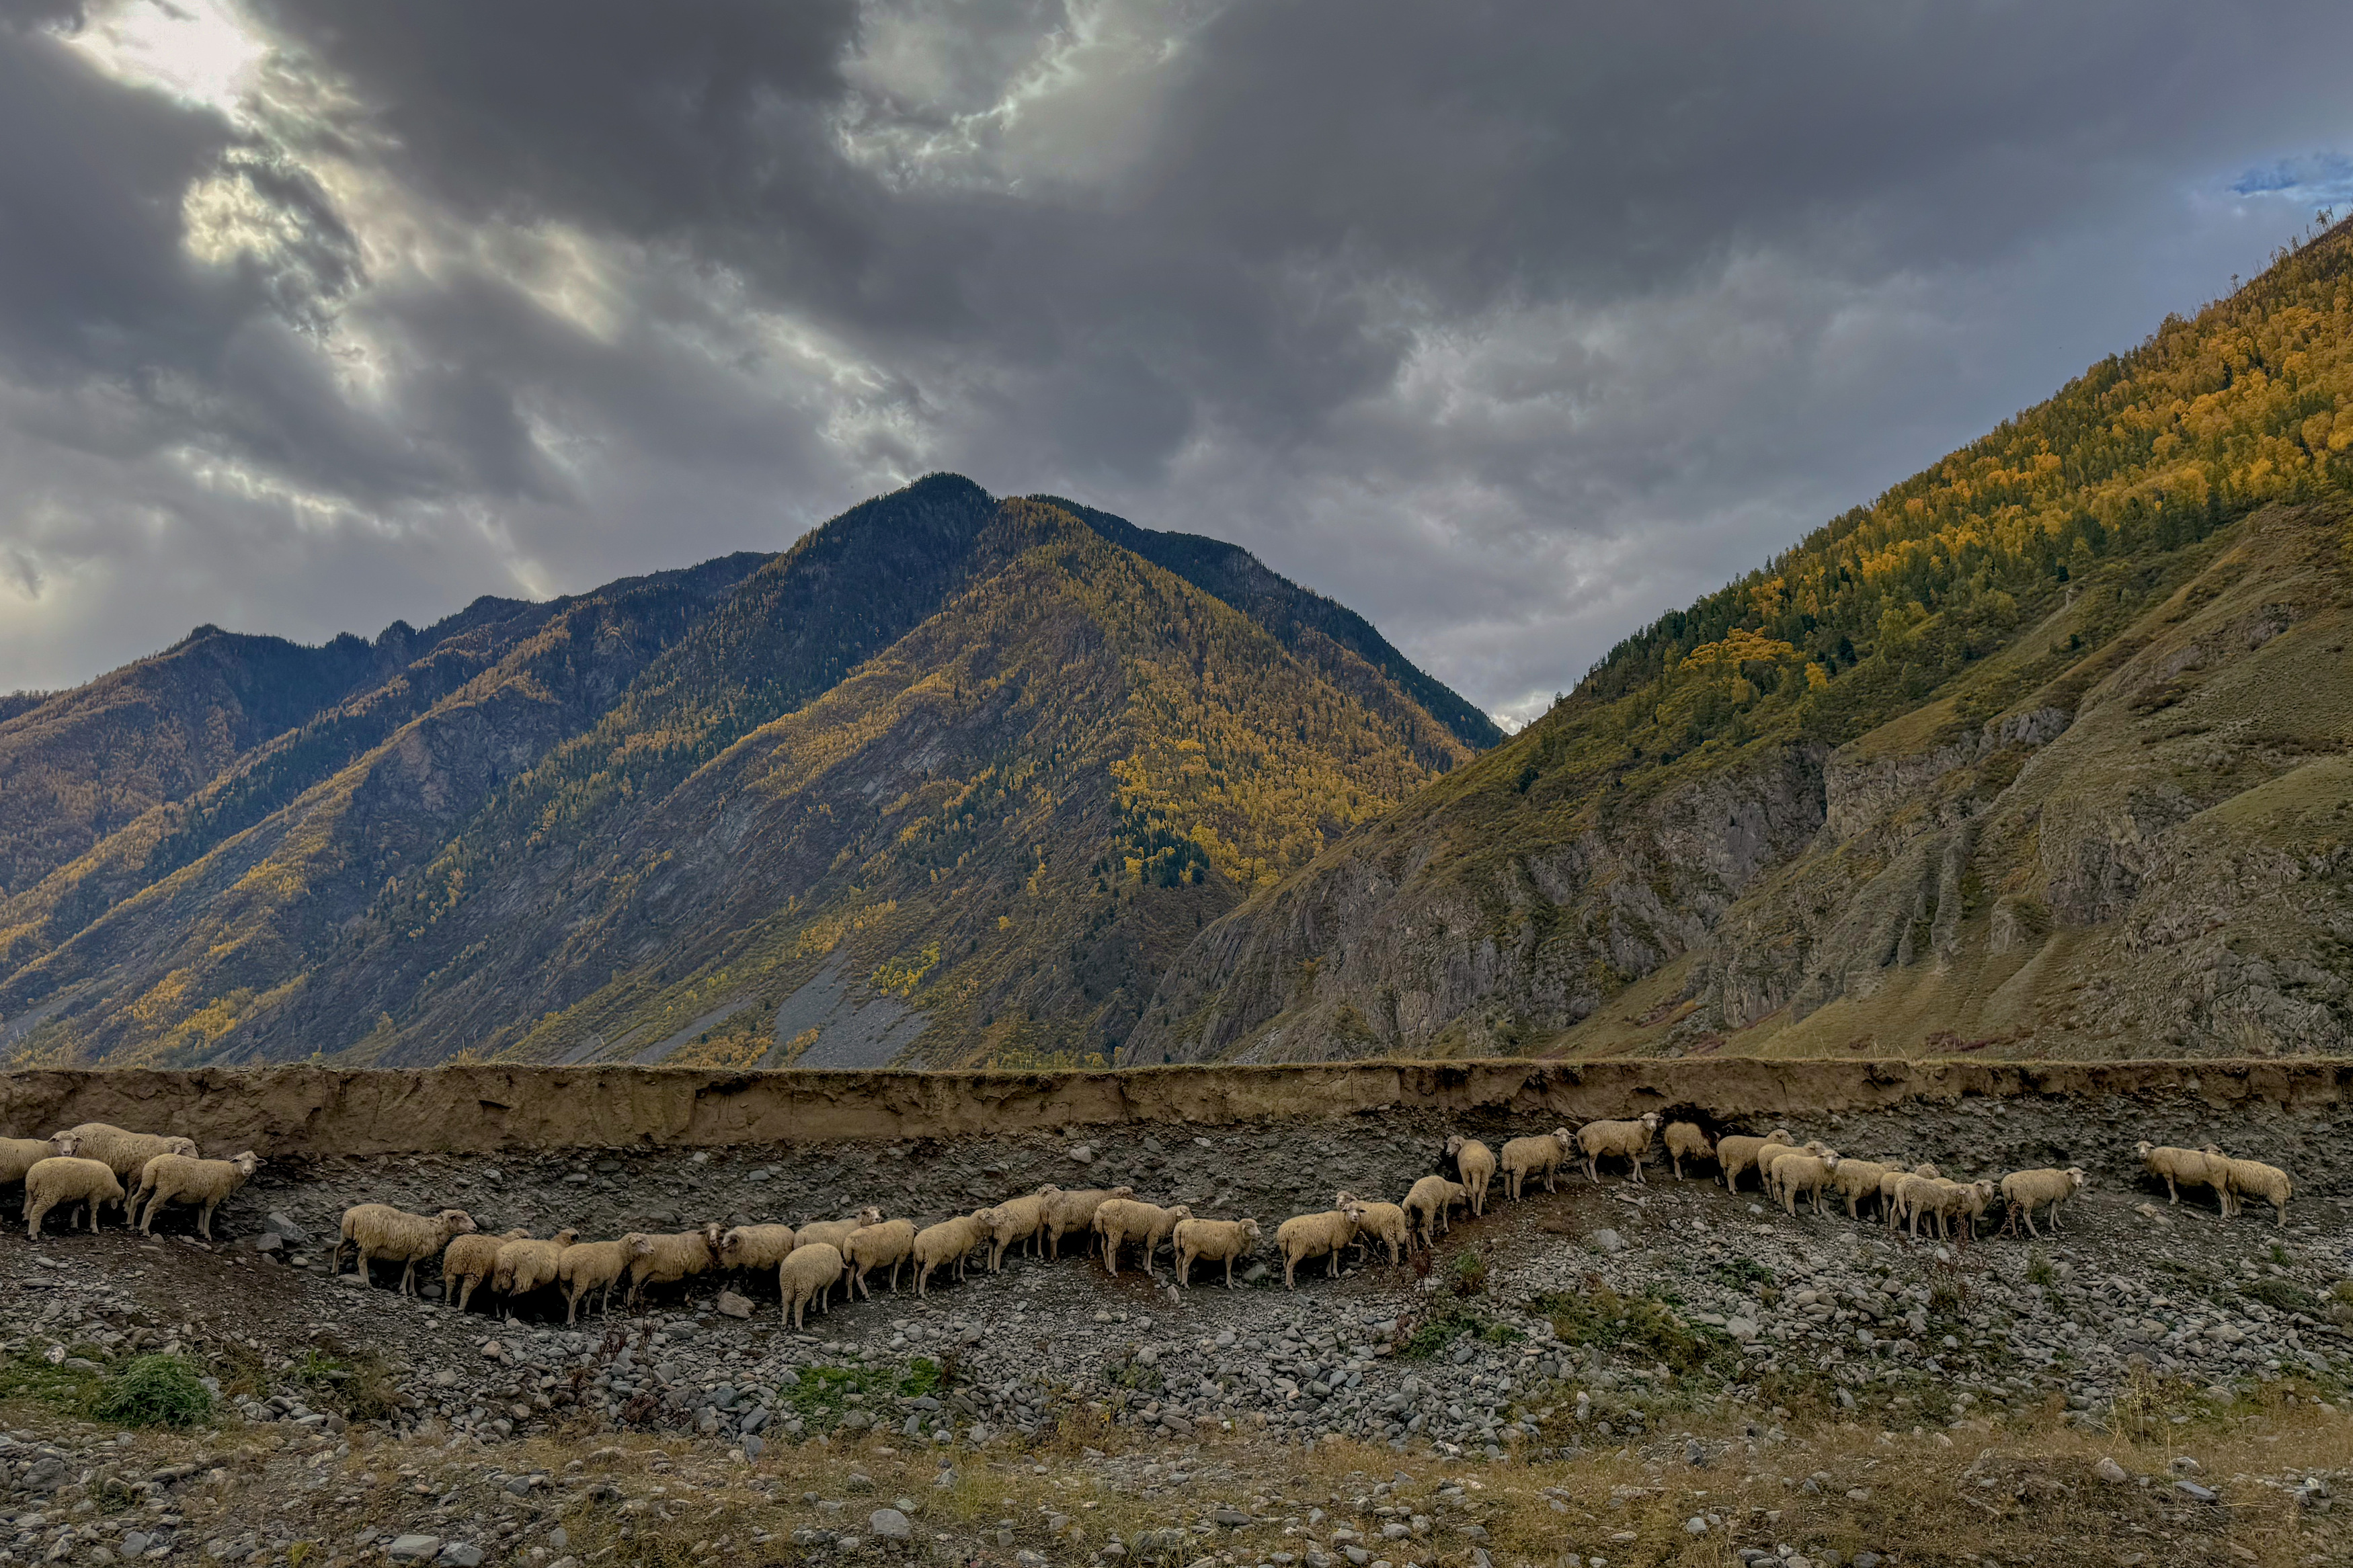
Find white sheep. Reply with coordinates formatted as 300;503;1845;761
912;1214;989;1296
624;1225;723;1308
716;1223;800;1284
1500;1128;1575;1200
1170;1216;1262;1288
1402;1175;1469;1248
1998;1167;2087;1238
1774;1150;1841;1216
1827;1158;1893;1221
1275;1202;1366;1288
3;1135;67;1210
494;1229;581;1298
335;1204;477;1295
1445;1137;1497;1215
25;1156;125;1239
1575;1114;1661;1186
779;1242;846;1329
2212;1153;2292;1227
557;1239;632;1324
1878;1163;1939;1229
1334;1191;1411;1266
1091;1198;1192;1278
1042;1186;1135;1260
52;1124;198;1186
844;1217;919;1298
976;1186;1062;1272
2135;1142;2225;1209
1716;1129;1793;1194
1757;1140;1835;1207
794;1208;886;1256
1662;1121;1715;1180
130;1151;262;1240
444;1229;533;1313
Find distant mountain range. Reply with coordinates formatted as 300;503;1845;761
0;481;1493;1069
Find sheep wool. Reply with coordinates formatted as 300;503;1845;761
1334;1192;1412;1266
1402;1176;1469;1247
2135;1142;2225;1209
53;1124;200;1186
1827;1158;1894;1221
624;1225;722;1307
130;1151;262;1241
2214;1155;2291;1227
1997;1167;2087;1238
975;1187;1062;1272
844;1217;919;1298
1043;1186;1135;1260
3;1136;65;1195
1662;1121;1715;1180
1716;1130;1793;1194
1878;1163;1939;1229
1275;1203;1365;1289
1171;1217;1262;1289
444;1229;533;1312
1574;1114;1661;1186
25;1156;125;1239
557;1240;633;1324
336;1204;477;1296
912;1214;989;1296
779;1242;846;1328
495;1230;582;1296
1090;1198;1192;1278
1773;1151;1841;1216
1444;1137;1498;1216
794;1208;886;1256
716;1224;800;1278
1757;1141;1835;1206
1500;1128;1576;1200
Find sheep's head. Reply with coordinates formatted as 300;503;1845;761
1166;1204;1194;1223
554;1228;582;1247
625;1234;656;1260
1766;1128;1793;1146
1915;1162;1940;1177
972;1206;1000;1228
48;1130;80;1157
165;1136;199;1158
230;1151;262;1177
700;1221;725;1248
1822;1153;1841;1170
2200;1143;2227;1157
500;1227;532;1240
2066;1167;2088;1192
439;1209;477;1235
1638;1112;1660;1130
1238;1219;1262;1245
1549;1126;1573;1143
1110;1184;1134;1199
2134;1141;2155;1158
1444;1134;1466;1157
1334;1189;1361;1207
854;1205;885;1227
1034;1185;1063;1204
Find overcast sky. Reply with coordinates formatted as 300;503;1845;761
3;0;2349;725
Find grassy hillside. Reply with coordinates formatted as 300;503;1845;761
1129;216;2353;1065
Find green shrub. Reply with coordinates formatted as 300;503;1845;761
1447;1250;1488;1298
95;1355;213;1429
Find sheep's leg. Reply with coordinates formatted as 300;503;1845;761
1224;1257;1236;1288
2163;1175;2178;1204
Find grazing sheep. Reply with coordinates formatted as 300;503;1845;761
3;1136;67;1210
1042;1186;1135;1260
494;1229;582;1298
794;1208;886;1255
1757;1141;1835;1207
335;1205;477;1295
1445;1137;1498;1216
1826;1158;1892;1221
716;1224;800;1286
1878;1163;1940;1229
844;1217;919;1298
557;1240;632;1324
444;1229;532;1313
1091;1198;1193;1278
1500;1128;1575;1200
1774;1151;1841;1216
779;1243;846;1329
1952;1180;1999;1241
624;1225;723;1308
2212;1154;2292;1227
52;1124;198;1186
1891;1175;1956;1239
1663;1121;1716;1180
1334;1191;1412;1266
1574;1114;1661;1186
1275;1202;1367;1288
976;1186;1063;1272
24;1156;125;1239
1998;1167;2087;1238
130;1151;262;1240
1716;1129;1793;1194
2135;1142;2225;1209
912;1214;990;1297
1402;1176;1470;1248
1171;1217;1262;1288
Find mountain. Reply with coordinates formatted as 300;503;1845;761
0;482;1487;1069
1129;217;2353;1065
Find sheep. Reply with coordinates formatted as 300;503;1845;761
779;1243;846;1329
3;1136;68;1210
1091;1198;1193;1278
1402;1176;1470;1249
130;1151;262;1240
24;1156;125;1239
912;1214;989;1296
794;1208;886;1256
1998;1167;2087;1238
1716;1129;1793;1194
1445;1137;1497;1215
1171;1217;1262;1288
1662;1121;1715;1180
1574;1114;1660;1186
1896;1177;1996;1242
335;1204;477;1295
1500;1128;1575;1200
975;1186;1062;1272
1826;1158;1893;1221
844;1217;919;1298
1952;1180;1999;1241
1774;1150;1841;1216
716;1224;800;1287
2212;1154;2292;1227
1878;1163;1940;1229
1042;1186;1135;1260
2135;1141;2225;1209
557;1240;632;1324
1275;1202;1366;1288
51;1124;198;1187
1757;1141;1835;1207
624;1225;723;1308
494;1229;582;1298
1334;1191;1411;1266
444;1229;533;1312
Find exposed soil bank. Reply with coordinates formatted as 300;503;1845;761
2;1057;2347;1156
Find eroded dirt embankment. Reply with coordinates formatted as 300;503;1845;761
1;1057;2347;1155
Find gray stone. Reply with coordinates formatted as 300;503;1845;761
2094;1457;2128;1483
716;1290;755;1319
2175;1479;2219;1503
386;1536;442;1563
868;1509;913;1541
438;1546;485;1568
119;1533;150;1557
1593;1229;1627;1255
266;1212;310;1242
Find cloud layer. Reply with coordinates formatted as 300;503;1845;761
3;0;2349;722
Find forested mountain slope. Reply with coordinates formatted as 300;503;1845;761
0;484;1483;1068
1129;218;2353;1065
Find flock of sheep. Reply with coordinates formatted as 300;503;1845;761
0;1113;2297;1333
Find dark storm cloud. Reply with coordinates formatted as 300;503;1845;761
3;0;2350;720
